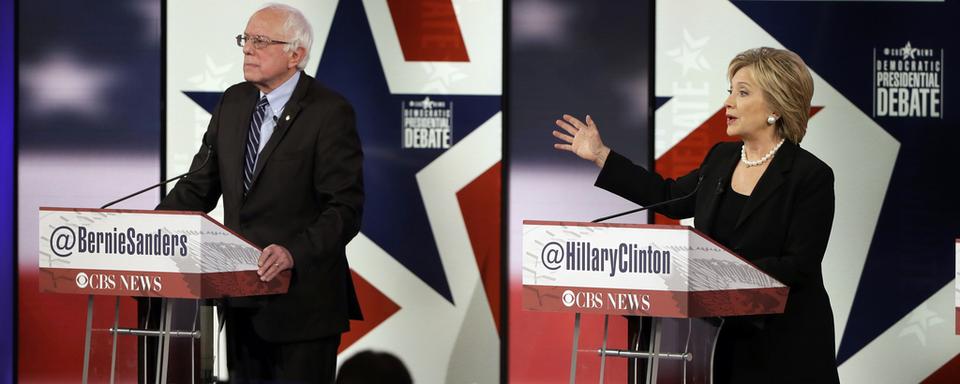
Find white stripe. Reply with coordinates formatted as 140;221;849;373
839;281;960;382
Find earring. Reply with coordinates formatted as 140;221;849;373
767;115;777;125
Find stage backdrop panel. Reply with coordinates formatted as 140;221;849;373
165;1;502;382
655;0;960;382
507;0;653;381
16;0;162;382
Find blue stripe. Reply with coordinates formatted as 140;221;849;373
0;0;13;379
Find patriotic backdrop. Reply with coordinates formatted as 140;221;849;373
654;1;960;382
166;1;502;382
11;0;960;383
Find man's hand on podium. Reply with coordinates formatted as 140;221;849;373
257;244;294;282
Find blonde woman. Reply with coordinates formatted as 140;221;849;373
553;47;839;383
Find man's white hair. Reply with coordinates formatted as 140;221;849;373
259;3;313;70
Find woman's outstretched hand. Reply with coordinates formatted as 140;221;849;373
553;114;611;168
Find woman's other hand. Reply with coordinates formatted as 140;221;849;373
553;114;611;168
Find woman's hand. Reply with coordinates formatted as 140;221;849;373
553;114;611;168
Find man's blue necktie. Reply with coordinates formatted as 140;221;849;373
243;96;270;194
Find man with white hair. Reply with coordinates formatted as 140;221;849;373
158;3;364;382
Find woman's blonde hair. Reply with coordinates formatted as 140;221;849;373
728;47;814;144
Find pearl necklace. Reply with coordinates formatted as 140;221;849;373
741;138;785;167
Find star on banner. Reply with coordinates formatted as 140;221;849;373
667;29;711;77
901;41;919;60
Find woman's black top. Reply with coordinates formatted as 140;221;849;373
711;187;748;246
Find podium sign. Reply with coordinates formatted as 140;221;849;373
522;220;788;318
39;207;289;299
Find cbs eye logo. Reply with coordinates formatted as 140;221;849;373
561;290;576;307
75;272;89;288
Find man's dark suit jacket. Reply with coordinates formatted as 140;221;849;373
158;71;363;342
596;140;840;383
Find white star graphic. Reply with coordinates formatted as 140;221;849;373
186;55;235;90
897;303;944;346
419;62;468;94
21;51;118;118
901;41;918;60
666;29;711;77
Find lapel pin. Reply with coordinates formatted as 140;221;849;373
285;115;290;121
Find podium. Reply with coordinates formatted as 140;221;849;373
522;220;788;383
38;207;291;384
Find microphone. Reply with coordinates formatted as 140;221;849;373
591;174;706;223
100;136;215;209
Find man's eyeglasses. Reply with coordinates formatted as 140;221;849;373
236;34;290;49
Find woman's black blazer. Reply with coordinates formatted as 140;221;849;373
595;140;840;383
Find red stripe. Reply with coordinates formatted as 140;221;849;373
386;0;469;62
457;162;502;333
523;285;786;318
922;351;960;383
688;287;788;317
39;268;289;299
340;271;401;353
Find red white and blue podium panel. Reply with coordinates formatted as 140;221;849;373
522;220;788;318
38;207;289;299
